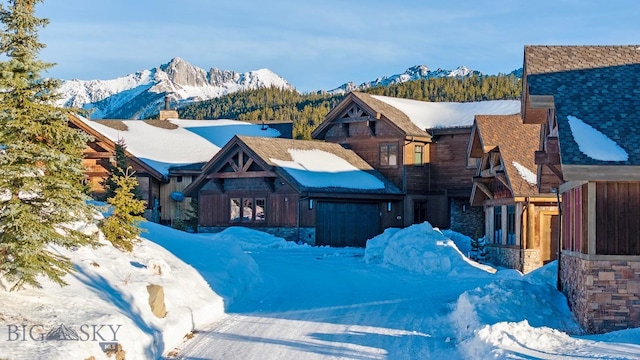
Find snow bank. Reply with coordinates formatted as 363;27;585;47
210;226;304;250
141;223;261;307
451;263;583;358
0;221;225;360
364;222;495;275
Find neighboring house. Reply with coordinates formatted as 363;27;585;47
312;91;520;237
468;114;558;273
69;114;284;224
183;135;403;246
522;45;640;333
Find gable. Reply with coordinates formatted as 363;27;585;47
312;92;428;140
206;147;277;180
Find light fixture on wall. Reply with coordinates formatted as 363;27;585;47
309;199;313;210
387;202;392;212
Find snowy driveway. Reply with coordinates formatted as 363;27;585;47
165;246;495;359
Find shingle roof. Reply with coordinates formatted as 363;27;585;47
524;45;640;75
475;115;541;196
527;63;640;166
237;136;402;194
350;92;430;136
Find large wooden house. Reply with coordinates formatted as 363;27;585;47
183;135;403;246
468;114;558;273
522;45;640;333
69;114;284;224
313;91;520;237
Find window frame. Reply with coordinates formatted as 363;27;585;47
414;144;424;166
380;143;398;167
493;205;503;244
506;205;516;245
230;197;266;223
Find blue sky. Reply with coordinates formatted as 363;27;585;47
35;0;640;92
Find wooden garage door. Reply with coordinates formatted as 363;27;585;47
316;202;380;247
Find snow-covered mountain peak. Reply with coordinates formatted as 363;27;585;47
57;58;295;119
326;64;482;95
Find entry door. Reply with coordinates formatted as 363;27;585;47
541;214;560;264
316;202;380;247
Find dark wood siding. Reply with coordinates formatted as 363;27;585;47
596;182;640;255
429;132;475;194
268;193;298;227
316;202;381;247
199;192;227;227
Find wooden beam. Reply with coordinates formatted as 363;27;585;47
475;182;494;199
207;171;277;179
529;95;555;108
535;150;560;165
227;159;240;172
84;151;112;159
333;116;376;124
496;172;510;188
242;158;254;172
545;164;564;180
473;176;493;184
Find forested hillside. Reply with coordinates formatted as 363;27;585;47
178;74;522;139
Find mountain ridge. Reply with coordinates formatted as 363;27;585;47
57;57;294;119
57;57;522;119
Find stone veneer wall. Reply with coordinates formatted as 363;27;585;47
486;245;520;270
450;198;485;238
522;249;542;274
198;226;316;245
561;254;640;334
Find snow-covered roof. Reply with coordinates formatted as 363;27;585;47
270;149;385;190
371;95;521;129
235;136;400;194
74;115;281;176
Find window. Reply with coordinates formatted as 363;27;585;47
414;145;424;166
242;198;253;221
230;197;266;223
230;198;241;222
507;205;516;245
255;198;266;221
413;201;428;224
176;176;183;183
380;144;398;167
493;206;503;244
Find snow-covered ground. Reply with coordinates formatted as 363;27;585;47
2;220;640;359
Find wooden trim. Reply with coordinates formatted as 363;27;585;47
207;171;278;179
304;192;403;201
529;95;555;108
563;165;640;181
559;180;587;193
333;116;376;123
84;151;112;159
587;182;596;256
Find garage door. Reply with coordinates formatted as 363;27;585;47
316;202;381;247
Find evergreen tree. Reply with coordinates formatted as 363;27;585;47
184;197;199;233
100;167;146;252
101;138;129;200
0;0;99;290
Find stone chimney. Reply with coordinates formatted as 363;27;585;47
159;95;179;120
